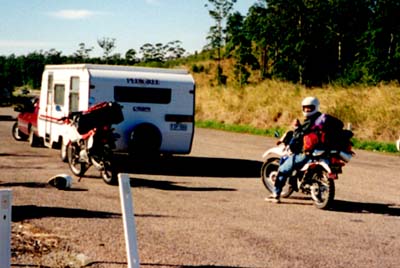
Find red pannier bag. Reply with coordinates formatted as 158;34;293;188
303;132;320;152
313;113;353;151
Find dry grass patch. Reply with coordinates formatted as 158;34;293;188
194;76;400;143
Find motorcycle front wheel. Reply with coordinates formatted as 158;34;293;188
100;158;118;185
261;158;293;198
97;145;118;185
310;171;335;210
67;144;88;176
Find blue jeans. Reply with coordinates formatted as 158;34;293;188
274;153;310;196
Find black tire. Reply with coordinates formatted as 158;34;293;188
67;144;88;176
100;145;118;185
310;171;335;210
101;158;118;185
261;158;293;198
12;122;28;141
129;123;162;157
28;127;42;147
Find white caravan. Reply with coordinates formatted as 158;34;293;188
37;64;195;157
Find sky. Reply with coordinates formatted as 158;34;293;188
0;0;257;57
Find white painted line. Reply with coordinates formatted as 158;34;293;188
118;173;140;268
0;189;12;268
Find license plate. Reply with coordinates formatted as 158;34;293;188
170;123;187;131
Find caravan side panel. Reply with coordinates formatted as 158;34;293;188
38;66;90;148
88;69;195;154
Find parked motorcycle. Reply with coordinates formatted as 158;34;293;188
63;102;124;185
261;130;354;209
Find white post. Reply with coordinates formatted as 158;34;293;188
118;173;140;268
0;189;12;268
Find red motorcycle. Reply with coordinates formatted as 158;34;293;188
261;130;354;209
63;102;124;185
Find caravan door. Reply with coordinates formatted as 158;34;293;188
44;83;67;147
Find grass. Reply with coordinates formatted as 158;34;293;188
190;60;400;154
196;119;284;136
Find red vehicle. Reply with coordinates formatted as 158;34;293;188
12;96;43;147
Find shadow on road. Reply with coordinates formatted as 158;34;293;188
0;152;50;158
0;115;15;121
115;155;262;179
11;205;121;222
265;197;400;217
330;199;400;216
0;182;49;188
130;177;236;192
11;205;176;222
0;181;88;192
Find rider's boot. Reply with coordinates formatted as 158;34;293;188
288;176;298;192
265;172;284;203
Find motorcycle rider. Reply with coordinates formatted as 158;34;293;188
266;96;322;203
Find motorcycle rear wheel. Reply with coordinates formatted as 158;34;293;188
310;171;335;209
261;158;293;198
67;144;88;176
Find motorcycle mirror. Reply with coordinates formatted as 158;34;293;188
274;131;280;138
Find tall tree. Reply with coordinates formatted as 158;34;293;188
164;40;186;60
244;1;269;79
226;12;258;86
97;37;116;62
205;0;237;85
322;0;371;85
125;49;138;64
73;42;94;61
351;0;400;83
139;41;186;63
140;43;163;62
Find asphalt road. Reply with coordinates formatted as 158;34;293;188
1;107;399;268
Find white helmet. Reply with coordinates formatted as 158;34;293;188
301;96;320;117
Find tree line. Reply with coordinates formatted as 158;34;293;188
1;0;399;92
0;38;186;91
219;0;400;86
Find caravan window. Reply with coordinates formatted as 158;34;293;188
69;93;79;112
54;84;65;105
46;73;54;106
70;76;79;91
70;77;79;112
48;73;53;90
114;86;171;104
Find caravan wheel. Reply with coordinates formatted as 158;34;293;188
129;123;162;157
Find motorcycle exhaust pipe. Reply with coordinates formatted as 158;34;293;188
91;158;104;171
339;151;352;162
